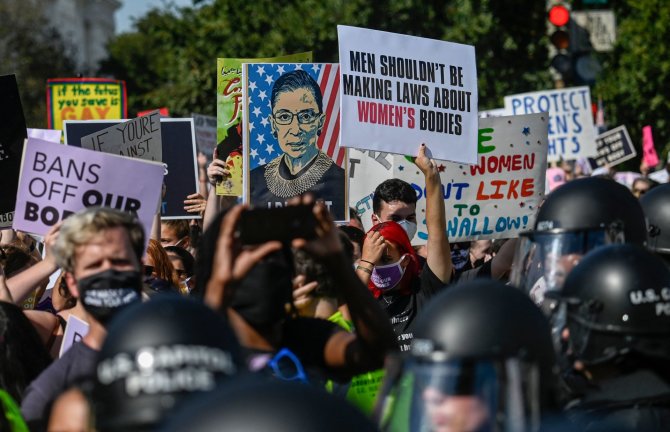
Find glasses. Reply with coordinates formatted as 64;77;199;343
633;188;649;196
272;109;321;126
267;348;308;383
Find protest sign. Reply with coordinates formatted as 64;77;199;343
47;78;127;131
138;107;169;117
64;119;198;219
351;113;549;243
80;110;162;162
28;128;61;144
0;75;28;229
587;125;636;170
59;315;89;358
192;113;217;159
216;52;312;196
244;63;348;221
337;25;478;164
642;125;659;168
504;86;597;162
13;138;164;239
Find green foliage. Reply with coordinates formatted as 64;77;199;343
101;0;552;117
0;0;77;127
596;0;670;163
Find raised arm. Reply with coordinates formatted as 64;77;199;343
6;225;60;304
414;144;452;283
292;198;398;375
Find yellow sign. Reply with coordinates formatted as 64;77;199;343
47;78;127;131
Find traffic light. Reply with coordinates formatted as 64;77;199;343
547;2;573;81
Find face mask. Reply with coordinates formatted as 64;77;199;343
451;248;470;270
231;251;293;330
396;219;418;241
77;269;142;325
371;255;407;291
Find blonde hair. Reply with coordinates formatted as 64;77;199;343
53;207;145;272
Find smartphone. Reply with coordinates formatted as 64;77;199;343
237;205;318;245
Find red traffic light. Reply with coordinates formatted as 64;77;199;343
548;4;570;27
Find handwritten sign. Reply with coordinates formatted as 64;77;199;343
59;314;89;358
504;86;596;162
81;110;162;162
0;75;27;229
47;78;127;131
350;113;548;243
587;125;636;170
338;25;478;164
63;119;199;219
13;138;164;239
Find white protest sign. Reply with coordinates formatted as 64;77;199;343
13;138;164;241
504;86;596;162
588;125;636;170
349;148;396;228
350;113;549;243
80;110;162;161
338;25;478;164
59;314;90;357
27;128;62;143
192;113;217;158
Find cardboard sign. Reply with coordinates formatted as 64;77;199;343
47;78;127;131
192;113;217;159
642;125;659;168
587;125;636;170
27;128;62;144
216;52;312;196
338;25;478;164
244;63;348;221
351;113;549;243
13;138;164;239
0;75;27;229
504;86;597;162
81;110;162;162
63;119;199;219
59;314;90;358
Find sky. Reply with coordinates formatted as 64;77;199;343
115;0;194;34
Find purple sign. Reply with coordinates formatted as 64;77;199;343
13;138;163;239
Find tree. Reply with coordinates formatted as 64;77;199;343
595;0;670;164
101;0;552;117
0;0;77;128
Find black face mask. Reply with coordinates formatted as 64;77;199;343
77;269;142;325
230;251;293;331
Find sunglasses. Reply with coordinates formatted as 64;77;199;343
267;348;308;383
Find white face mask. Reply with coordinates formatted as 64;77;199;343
397;219;418;242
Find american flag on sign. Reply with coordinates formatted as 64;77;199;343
245;63;345;170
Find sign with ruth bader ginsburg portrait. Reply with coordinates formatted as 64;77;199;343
243;63;348;221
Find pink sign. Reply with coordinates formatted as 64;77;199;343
642;125;659;168
13;138;164;239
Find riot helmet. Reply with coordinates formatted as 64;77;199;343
378;280;558;432
162;375;379;432
640;183;670;265
92;295;242;432
560;244;670;367
511;177;647;304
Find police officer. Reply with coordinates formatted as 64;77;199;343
92;296;243;431
377;279;561;432
558;244;670;431
162;375;379;432
511;177;647;305
640;183;670;267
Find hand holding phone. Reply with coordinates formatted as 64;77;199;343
237;205;318;245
